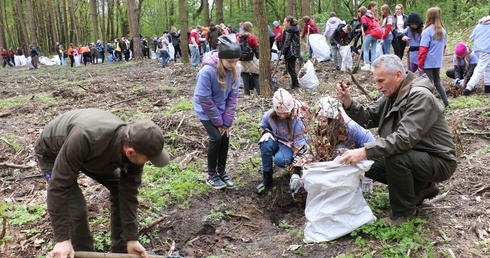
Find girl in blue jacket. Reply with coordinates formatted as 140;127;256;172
194;34;241;190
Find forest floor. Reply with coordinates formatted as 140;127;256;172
1;53;490;258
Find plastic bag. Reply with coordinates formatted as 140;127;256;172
339;46;352;71
376;43;383;60
298;60;319;90
303;157;376;243
168;44;175;60
14;55;27;66
271;42;279;62
309;34;331;62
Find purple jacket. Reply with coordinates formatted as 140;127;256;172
193;50;240;128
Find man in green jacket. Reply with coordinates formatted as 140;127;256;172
337;54;457;226
35;109;170;258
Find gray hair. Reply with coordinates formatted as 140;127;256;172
372;54;406;77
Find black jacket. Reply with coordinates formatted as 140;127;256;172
330;24;350;46
282;26;300;59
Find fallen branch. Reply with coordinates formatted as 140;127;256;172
31;75;43;85
174;115;186;133
77;84;89;92
138;214;171;235
347;69;373;101
0;162;33;169
6;174;43;181
229;213;251;220
178;150;199;167
0;112;11;118
108;94;149;107
460;131;490;136
243;223;260;228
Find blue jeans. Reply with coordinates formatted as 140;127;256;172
160;49;170;66
382;33;393;55
260;139;293;173
189;45;200;67
363;34;378;65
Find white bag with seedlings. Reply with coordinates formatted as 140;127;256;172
303;157;376;243
339;46;352;71
298;60;319;90
309;34;331;61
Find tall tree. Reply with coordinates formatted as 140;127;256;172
253;0;272;97
61;0;69;45
69;0;80;44
203;0;210;26
101;0;107;45
301;0;310;19
0;3;6;49
26;0;37;47
90;0;99;41
216;0;223;24
16;0;30;50
287;0;295;16
178;0;189;63
128;0;142;61
48;0;58;50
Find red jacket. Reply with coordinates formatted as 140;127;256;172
189;29;201;46
301;19;319;40
273;26;283;42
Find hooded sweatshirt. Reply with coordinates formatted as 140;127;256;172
324;17;343;37
193;50;240;128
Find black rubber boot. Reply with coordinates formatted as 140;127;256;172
255;172;273;194
485;85;490;94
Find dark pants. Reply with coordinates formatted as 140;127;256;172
366;150;452;217
173;44;181;60
286;57;299;89
100;52;105;63
201;120;230;173
69;55;75;67
392;36;406;60
424;68;449;107
241;72;260;95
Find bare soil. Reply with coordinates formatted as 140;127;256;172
1;55;490;258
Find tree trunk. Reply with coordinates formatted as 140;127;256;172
108;0;114;42
61;0;69;45
69;0;80;44
203;0;210;26
101;0;106;45
216;0;223;24
0;2;6;50
48;0;57;50
26;0;37;47
16;0;30;51
128;0;142;61
301;0;310;19
253;0;272;97
90;0;99;41
287;0;294;16
169;0;174;27
178;0;189;63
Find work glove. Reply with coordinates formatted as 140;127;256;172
259;132;274;143
290;174;303;198
455;78;461;85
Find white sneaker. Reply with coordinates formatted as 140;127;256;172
360;64;371;71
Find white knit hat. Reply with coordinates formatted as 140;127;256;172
273;89;295;113
318;97;340;118
273;21;280;27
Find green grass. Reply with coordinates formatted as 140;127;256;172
447;94;490;109
139;162;208;211
0;92;58;110
7;203;46;226
166;99;193;115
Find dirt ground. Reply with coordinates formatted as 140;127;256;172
1;53;490;258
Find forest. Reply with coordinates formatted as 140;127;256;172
0;0;488;56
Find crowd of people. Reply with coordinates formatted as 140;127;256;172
33;4;490;258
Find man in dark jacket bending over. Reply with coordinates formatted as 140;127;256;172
336;54;457;226
35;108;170;258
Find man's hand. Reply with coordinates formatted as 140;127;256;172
49;240;74;258
339;148;367;165
259;132;274;143
336;81;352;109
127;240;148;258
218;127;229;137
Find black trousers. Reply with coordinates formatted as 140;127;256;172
366;149;454;217
392;36;407;60
286;56;299;88
241;72;260;95
201;120;230;173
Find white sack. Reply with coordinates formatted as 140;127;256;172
303;157;376;243
39;56;57;66
168;44;175;60
298;60;319;90
340;46;353;71
14;55;27;66
309;34;331;61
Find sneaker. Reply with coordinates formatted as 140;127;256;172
360;64;371;71
219;172;235;188
381;214;415;226
462;89;471;96
415;182;440;206
205;172;226;190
